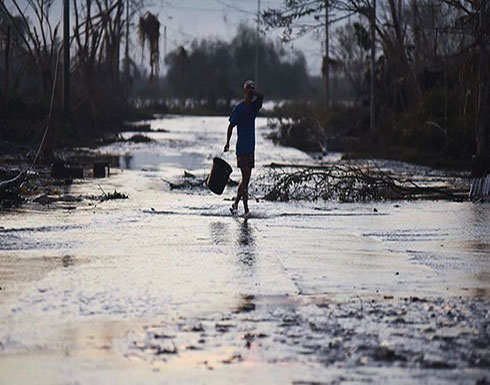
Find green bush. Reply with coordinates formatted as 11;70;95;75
268;103;325;152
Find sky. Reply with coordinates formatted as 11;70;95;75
8;0;327;76
147;0;325;75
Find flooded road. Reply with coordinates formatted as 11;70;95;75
1;115;489;384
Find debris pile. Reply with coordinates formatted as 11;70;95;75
256;162;467;202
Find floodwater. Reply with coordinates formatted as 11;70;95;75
1;115;489;384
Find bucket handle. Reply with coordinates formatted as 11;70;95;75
219;150;230;162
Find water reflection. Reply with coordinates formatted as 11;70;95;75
209;221;229;245
123;154;133;169
237;219;256;267
118;151;205;171
234;220;257;315
208;219;256;268
466;204;490;254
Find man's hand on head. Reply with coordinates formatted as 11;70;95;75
251;87;264;99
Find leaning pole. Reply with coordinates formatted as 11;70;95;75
255;0;261;87
370;0;376;132
469;0;489;200
63;0;70;129
478;0;488;158
325;0;329;109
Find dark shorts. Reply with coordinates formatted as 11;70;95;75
237;152;255;169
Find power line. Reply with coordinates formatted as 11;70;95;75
215;0;255;16
163;24;200;40
164;4;228;13
161;1;258;15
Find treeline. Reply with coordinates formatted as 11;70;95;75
163;24;312;110
130;24;316;112
0;0;146;148
0;0;314;148
263;0;490;168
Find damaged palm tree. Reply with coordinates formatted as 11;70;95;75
257;162;467;202
138;12;160;82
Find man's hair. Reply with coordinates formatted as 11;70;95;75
243;80;255;90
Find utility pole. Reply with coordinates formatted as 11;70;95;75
1;25;10;140
370;0;376;132
125;0;130;83
325;0;329;109
255;0;260;86
63;0;70;129
4;26;10;103
478;0;488;158
164;26;167;58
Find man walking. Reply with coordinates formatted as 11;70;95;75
224;80;264;218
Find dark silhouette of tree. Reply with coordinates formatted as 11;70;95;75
138;12;160;82
263;0;489;160
0;0;149;143
164;24;312;108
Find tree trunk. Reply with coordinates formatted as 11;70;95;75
386;0;422;107
412;0;420;79
477;0;489;157
4;26;10;103
370;0;376;131
325;0;330;109
125;0;130;85
63;0;71;129
1;26;10;140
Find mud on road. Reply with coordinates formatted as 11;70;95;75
1;116;489;384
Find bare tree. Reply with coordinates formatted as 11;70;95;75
0;0;61;97
332;21;370;106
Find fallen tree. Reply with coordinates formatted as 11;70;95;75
256;162;467;202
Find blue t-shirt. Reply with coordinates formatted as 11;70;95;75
228;96;263;156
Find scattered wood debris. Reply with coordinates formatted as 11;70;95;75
256;162;468;202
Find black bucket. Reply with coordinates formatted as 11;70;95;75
207;157;233;195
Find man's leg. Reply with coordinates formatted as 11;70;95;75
241;166;251;214
233;166;248;209
232;180;242;211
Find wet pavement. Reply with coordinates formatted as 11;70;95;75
0;115;489;384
